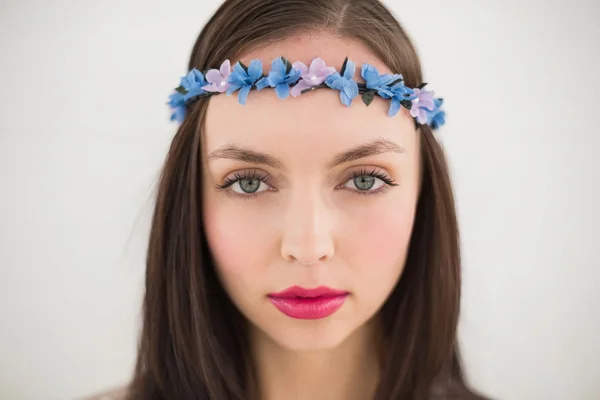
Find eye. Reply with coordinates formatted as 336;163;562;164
217;170;273;196
342;167;398;194
216;167;398;199
345;175;384;191
232;177;270;194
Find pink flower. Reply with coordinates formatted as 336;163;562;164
202;60;231;93
409;88;436;124
290;58;336;97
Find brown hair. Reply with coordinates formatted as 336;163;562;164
128;0;489;399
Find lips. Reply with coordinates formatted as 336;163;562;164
268;285;349;320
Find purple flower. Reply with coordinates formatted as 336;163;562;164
202;60;231;93
410;88;436;124
290;58;336;97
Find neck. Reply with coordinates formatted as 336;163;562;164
249;318;381;400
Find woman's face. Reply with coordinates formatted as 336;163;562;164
202;35;421;351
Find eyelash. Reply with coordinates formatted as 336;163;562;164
216;167;398;200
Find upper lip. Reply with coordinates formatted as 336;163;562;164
269;285;348;298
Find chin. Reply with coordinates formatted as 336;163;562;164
260;318;357;352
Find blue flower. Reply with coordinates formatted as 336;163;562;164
325;58;359;107
389;81;415;100
426;98;446;129
360;64;415;116
361;64;402;97
167;91;186;123
226;60;264;105
179;69;207;101
256;57;301;99
384;81;415;117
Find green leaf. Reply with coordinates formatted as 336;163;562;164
389;78;404;87
283;57;293;74
400;99;413;110
418;82;428;89
239;61;249;73
362;91;375;106
175;85;186;94
340;57;349;76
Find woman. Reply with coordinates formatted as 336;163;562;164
127;0;489;398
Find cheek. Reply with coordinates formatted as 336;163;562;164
203;197;273;294
341;192;417;297
357;206;413;267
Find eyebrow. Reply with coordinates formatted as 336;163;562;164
207;138;405;169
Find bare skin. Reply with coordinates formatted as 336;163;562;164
202;33;421;400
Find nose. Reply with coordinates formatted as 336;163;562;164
280;191;335;266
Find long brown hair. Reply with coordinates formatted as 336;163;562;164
128;0;488;399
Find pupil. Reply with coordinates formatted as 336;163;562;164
240;179;260;193
354;176;375;191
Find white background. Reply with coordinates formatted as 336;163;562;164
1;0;599;399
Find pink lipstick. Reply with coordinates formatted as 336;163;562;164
268;286;349;319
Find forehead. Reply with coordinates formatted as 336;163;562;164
203;34;417;163
240;33;391;76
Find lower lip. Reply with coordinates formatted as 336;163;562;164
268;294;349;319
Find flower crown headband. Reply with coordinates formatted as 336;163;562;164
167;56;446;129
